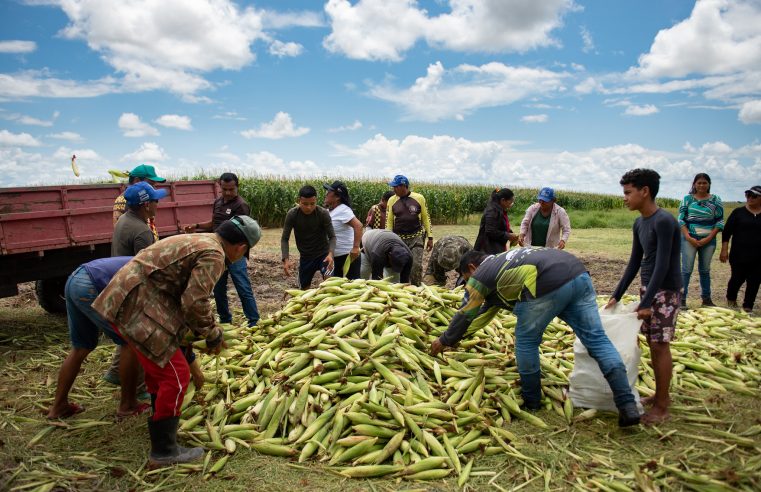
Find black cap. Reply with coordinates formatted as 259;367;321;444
323;180;350;204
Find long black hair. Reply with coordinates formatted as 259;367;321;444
491;188;514;202
689;173;711;194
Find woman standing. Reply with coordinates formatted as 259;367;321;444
474;188;518;254
678;173;724;307
323;181;363;280
518;187;571;249
719;186;761;313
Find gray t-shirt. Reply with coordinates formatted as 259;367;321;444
112;210;155;256
281;206;336;261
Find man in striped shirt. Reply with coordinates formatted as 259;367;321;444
386;175;433;285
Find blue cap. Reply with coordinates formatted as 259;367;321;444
537;187;555;202
124;182;168;206
388;175;409;187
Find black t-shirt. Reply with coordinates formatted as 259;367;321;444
723;206;761;264
212;196;250;231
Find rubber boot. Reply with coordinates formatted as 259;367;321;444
617;402;641;427
519;371;543;411
147;417;204;468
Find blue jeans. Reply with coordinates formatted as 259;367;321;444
213;257;259;327
65;267;124;349
513;272;634;409
681;236;715;300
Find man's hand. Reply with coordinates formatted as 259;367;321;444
518;234;525;247
636;307;653;320
558;240;566;250
719;250;728;263
189;359;205;388
205;339;228;356
283;258;292;276
508;233;519;246
430;338;447;357
350;246;360;261
426;237;434;252
324;253;335;275
183;224;196;234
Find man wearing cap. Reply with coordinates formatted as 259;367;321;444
323;181;363;280
386;175;434;285
184;173;260;328
361;228;413;283
113;164;166;238
519;187;572;249
103;181;170;401
423;235;472;287
92;215;262;467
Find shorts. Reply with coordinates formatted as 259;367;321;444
639;287;680;343
65;266;125;350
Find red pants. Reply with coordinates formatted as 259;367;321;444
133;347;190;421
112;324;189;420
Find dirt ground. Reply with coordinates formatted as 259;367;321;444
1;248;753;316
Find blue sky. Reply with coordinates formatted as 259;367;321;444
0;0;759;199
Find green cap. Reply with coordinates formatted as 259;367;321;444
229;215;262;248
129;164;166;182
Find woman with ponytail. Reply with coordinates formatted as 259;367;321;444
474;188;518;254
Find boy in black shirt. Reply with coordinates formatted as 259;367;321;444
607;169;681;425
281;185;336;289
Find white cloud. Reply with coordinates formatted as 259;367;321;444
0;111;59;127
328;120;363;132
623;104;659;116
49;131;84;142
122;142;168;163
574;76;603;94
268;40;304;58
522;114;548;123
240;112;310;139
242;151;321;175
0;129;42;147
26;0;267;97
53;146;100;161
0;40;36;54
324;0;576;61
155;114;193;130
739;99;761;123
330;133;761;199
0;145;108;186
119;113;159;137
632;0;761;79
261;10;325;29
369;61;568;121
0;71;120;99
213;111;247;121
580;26;595;53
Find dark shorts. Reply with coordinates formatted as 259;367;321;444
639;287;680;343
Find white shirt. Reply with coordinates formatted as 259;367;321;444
330;203;356;256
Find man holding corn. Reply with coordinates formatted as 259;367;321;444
431;248;641;428
386;175;433;285
93;216;262;467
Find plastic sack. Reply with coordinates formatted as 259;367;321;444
568;303;643;412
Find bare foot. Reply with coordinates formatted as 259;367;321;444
641;406;670;426
46;402;85;419
640;396;655;406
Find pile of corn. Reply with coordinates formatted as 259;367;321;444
178;278;761;485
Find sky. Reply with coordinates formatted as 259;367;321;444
0;0;760;200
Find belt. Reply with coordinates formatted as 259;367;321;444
397;229;424;240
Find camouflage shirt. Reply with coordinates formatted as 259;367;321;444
92;233;226;367
424;235;471;285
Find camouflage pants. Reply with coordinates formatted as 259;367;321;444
401;234;424;286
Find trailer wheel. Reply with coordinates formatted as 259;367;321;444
35;277;67;314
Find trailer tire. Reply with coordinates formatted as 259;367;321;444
35;277;67;314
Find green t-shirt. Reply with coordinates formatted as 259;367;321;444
530;212;551;247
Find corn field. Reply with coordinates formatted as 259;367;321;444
196;175;680;228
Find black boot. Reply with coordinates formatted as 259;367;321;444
617;402;640;427
519;371;543;411
147;416;204;468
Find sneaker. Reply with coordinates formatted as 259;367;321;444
701;298;715;307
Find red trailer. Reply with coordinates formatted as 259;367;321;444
0;180;218;313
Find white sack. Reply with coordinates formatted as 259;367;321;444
568;303;643;412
